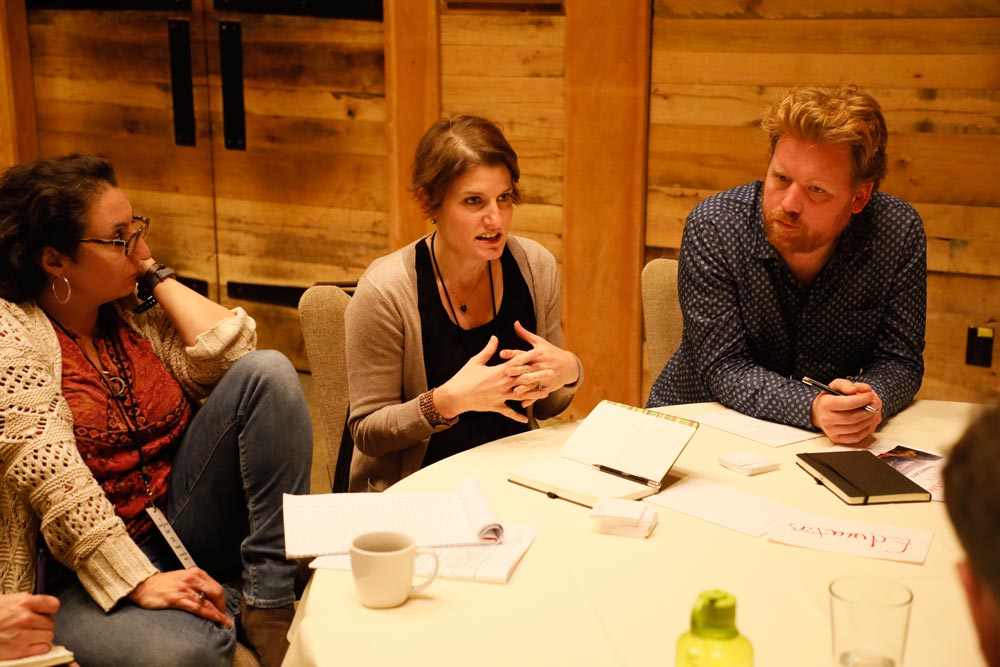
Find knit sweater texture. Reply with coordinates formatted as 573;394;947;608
0;297;255;611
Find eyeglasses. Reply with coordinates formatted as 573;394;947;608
79;216;150;257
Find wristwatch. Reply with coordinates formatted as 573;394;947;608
134;263;176;313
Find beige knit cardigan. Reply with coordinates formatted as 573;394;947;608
0;297;255;611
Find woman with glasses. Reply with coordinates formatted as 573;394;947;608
0;154;311;667
346;116;583;492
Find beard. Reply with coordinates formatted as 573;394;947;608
762;203;852;256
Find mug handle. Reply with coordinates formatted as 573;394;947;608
410;549;440;594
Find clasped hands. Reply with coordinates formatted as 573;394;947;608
810;378;883;445
434;321;579;424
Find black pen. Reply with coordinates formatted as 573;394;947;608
35;543;46;595
801;377;879;413
593;464;661;489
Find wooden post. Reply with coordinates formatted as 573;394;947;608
0;0;38;168
563;0;651;416
384;0;441;250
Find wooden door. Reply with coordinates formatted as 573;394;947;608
27;1;218;299
202;5;388;367
27;1;390;369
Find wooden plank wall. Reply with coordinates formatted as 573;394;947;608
0;0;37;167
646;1;1000;402
384;0;440;249
204;11;388;365
440;4;651;417
440;9;567;261
5;2;997;404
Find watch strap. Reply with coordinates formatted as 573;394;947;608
135;263;177;313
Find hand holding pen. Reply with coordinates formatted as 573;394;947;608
803;376;883;445
802;377;878;413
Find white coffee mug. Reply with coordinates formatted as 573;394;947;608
350;531;440;609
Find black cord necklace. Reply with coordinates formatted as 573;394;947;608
429;231;496;324
45;310;128;400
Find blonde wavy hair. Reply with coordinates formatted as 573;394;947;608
761;84;888;189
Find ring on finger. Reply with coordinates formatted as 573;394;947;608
534;382;543;391
197;590;207;604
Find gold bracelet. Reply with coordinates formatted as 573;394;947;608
419;389;458;427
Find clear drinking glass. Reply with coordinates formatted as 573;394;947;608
830;575;913;667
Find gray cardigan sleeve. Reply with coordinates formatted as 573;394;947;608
345;256;440;459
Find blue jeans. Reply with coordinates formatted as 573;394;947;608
54;350;313;667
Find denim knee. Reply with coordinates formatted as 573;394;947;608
231;349;299;391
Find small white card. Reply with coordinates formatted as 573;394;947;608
590;498;657;538
719;451;779;476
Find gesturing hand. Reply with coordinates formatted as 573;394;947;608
810;379;883;445
433;336;529;424
128;568;232;627
499;321;580;407
0;593;60;660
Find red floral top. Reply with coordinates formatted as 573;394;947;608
54;310;193;545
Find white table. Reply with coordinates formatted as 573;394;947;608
283;400;988;667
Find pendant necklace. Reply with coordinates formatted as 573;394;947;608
45;312;128;400
429;231;496;324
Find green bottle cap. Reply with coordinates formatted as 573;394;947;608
690;590;739;639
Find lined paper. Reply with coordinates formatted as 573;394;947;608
312;524;537;584
283;477;502;558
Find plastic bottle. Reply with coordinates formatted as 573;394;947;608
675;589;754;666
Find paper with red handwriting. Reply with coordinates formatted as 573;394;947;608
767;512;933;563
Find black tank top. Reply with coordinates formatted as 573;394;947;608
416;241;537;467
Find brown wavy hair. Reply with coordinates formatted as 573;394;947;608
411;115;521;218
761;84;888;189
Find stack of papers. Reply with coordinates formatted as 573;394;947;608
590;498;657;538
284;477;536;584
283;477;502;558
312;524;537;584
696;408;821;447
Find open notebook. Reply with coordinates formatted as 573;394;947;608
283;476;503;558
508;400;698;507
0;645;74;667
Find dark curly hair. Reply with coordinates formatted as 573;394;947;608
0;153;117;302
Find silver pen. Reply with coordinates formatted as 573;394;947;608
801;376;879;413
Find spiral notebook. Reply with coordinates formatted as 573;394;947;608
283;476;503;558
508;400;698;507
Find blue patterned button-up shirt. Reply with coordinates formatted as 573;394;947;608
647;181;926;430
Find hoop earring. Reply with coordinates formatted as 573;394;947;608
50;275;72;305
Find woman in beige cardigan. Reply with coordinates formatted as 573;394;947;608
0;154;310;667
347;116;583;492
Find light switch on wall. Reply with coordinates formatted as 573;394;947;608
966;326;995;367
